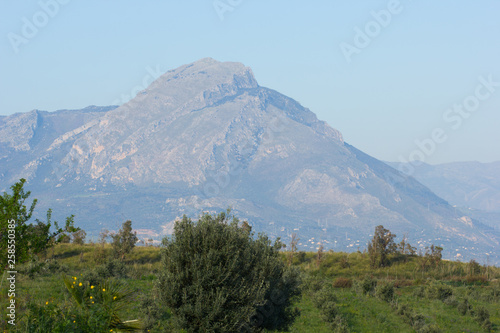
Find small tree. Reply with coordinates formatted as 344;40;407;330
368;225;397;268
72;229;87;245
158;210;301;332
60;234;71;243
111;220;138;260
288;233;299;265
316;243;324;268
0;179;78;268
93;229;110;263
468;259;481;276
428;244;443;267
397;233;416;262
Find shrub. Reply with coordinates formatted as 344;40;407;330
339;255;350;269
457;298;471;316
358;276;377;295
466;275;488;284
73;229;86;245
443;296;458;308
157;211;301;332
474;305;490;324
482;319;492;332
396;303;412;318
468;259;482;276
375;282;395;302
296;251;307;264
302;274;325;293
102;259;127;278
333;277;352;288
82;259;128;286
411;313;427;331
312;285;350;332
312;285;338;323
426;283;453;301
413;286;426;298
25;257;68;279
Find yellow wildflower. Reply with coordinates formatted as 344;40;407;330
79;282;82;287
102;288;106;292
45;301;48;305
91;285;94;289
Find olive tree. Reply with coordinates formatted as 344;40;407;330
157;210;301;332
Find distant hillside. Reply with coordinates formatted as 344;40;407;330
1;58;498;263
387;161;500;212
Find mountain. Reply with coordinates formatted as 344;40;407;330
387;161;500;233
1;58;498;263
388;161;500;213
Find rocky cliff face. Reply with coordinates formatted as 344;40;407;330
1;58;498;263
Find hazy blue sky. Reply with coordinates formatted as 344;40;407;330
1;1;499;164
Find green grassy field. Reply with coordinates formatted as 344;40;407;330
1;244;499;332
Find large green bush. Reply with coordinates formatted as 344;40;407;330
157;211;301;332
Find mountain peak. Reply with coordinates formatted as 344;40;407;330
1;59;499;264
147;58;258;93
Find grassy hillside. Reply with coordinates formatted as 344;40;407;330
1;243;499;332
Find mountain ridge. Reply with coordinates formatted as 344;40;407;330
1;58;498;263
387;161;500;213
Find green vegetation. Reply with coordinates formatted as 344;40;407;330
111;220;138;260
368;225;397;268
1;178;79;268
158;211;300;332
1;181;499;332
1;234;499;332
